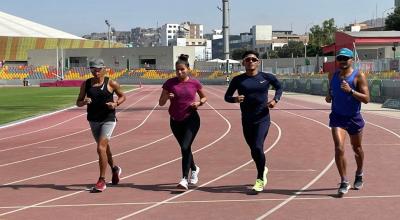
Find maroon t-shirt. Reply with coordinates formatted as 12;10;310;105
162;77;202;121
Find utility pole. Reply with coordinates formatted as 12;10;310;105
222;0;230;60
105;19;111;48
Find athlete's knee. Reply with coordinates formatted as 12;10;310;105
352;144;363;154
335;147;345;156
97;140;108;153
251;146;264;157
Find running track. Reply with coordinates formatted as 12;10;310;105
0;85;399;220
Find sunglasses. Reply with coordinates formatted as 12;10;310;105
244;57;259;63
336;56;351;62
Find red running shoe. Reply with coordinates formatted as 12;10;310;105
91;178;106;192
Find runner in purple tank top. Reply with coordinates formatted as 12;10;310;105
159;54;207;190
325;48;370;196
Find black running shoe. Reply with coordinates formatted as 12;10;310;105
338;182;350;194
354;175;363;190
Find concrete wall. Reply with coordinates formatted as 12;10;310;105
28;46;196;70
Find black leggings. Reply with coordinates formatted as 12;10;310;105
170;111;200;178
242;119;271;179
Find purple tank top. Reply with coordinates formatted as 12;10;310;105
162;77;202;121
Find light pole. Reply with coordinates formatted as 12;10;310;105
304;22;313;60
105;19;111;48
304;42;308;59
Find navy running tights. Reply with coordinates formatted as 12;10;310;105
242;119;270;179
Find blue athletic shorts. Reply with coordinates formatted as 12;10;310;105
329;113;365;135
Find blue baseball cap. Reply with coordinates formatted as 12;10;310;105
336;48;354;58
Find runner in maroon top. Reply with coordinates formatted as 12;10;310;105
159;54;207;190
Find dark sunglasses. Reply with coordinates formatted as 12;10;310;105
336;56;351;62
244;57;259;63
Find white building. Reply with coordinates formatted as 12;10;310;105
161;22;210;60
160;23;179;46
251;25;273;48
212;29;223;40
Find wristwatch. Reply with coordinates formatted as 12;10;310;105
349;89;354;95
273;98;279;103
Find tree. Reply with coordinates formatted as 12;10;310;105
306;44;323;57
261;50;279;59
385;7;400;31
276;41;305;58
308;18;337;56
231;48;247;60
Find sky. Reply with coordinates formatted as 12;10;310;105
0;0;395;37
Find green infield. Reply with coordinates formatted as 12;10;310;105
0;86;136;125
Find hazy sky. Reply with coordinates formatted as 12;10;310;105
0;0;395;36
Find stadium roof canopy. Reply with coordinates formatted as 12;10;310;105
0;11;83;39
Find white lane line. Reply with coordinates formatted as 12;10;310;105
283;101;400;137
0;89;154;153
0;94;157;168
0;134;172;217
116;120;281;220
0;97;231;217
242;168;316;172
2;194;400;209
0;88;141;141
255;109;335;220
256;101;400;220
0;87;140;131
0;113;86;141
204;86;336;220
2;102;164;183
367;122;400;138
119;101;232;180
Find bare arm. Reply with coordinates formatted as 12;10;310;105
325;71;334;103
191;88;207;109
159;89;172;106
353;72;370;104
107;80;126;109
76;81;90;107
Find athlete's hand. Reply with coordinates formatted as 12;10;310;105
235;95;245;103
190;102;201;109
267;100;277;108
325;95;332;103
84;97;92;105
340;80;351;93
105;102;117;109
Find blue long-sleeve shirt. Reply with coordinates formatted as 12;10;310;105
224;72;283;123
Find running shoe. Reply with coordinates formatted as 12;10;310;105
111;166;122;185
92;178;106;192
338;181;350;195
353;175;363;190
263;166;269;187
189;165;200;184
177;178;188;190
252;179;264;192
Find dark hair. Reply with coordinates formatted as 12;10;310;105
241;50;259;59
176;54;190;68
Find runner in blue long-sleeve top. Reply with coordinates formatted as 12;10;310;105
224;50;283;192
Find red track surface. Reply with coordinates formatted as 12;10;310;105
0;85;399;220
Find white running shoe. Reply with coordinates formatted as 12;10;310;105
189;165;200;184
263;166;268;187
177;178;188;190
